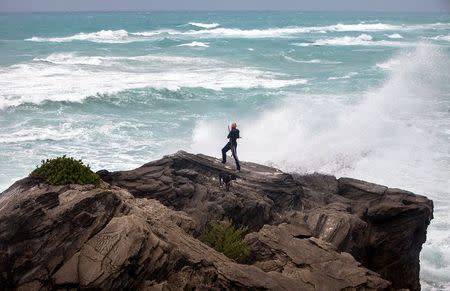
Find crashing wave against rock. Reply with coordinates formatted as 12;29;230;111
0;151;433;290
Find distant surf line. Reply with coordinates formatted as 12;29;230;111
25;22;450;43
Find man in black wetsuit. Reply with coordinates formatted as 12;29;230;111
222;122;241;171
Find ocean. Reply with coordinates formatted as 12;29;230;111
0;11;449;289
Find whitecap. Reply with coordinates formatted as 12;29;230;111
26;29;132;43
130;29;179;37
188;22;220;29
293;34;413;47
283;56;341;64
328;72;358;80
326;22;400;32
294;34;374;47
177;41;210;47
386;33;403;39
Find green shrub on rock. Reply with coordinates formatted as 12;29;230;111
203;220;250;263
31;155;100;186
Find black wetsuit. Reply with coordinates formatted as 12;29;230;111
222;128;240;171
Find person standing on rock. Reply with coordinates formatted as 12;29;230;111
222;122;241;171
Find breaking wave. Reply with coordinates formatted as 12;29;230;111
177;41;210;47
294;34;373;46
293;34;412;47
188;22;220;29
25;22;450;43
26;29;133;43
386;33;403;39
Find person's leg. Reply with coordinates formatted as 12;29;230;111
231;144;240;171
222;143;231;163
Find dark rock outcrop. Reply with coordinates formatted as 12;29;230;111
0;151;432;290
295;174;433;291
97;152;302;234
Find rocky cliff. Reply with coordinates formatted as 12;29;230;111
0;151;433;290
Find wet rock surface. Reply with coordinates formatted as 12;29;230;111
0;151;432;290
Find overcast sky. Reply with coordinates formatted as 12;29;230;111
0;0;449;13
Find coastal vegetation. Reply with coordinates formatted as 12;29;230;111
203;220;250;263
31;156;100;186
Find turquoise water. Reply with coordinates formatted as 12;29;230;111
0;12;449;289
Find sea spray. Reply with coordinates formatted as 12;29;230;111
206;46;447;190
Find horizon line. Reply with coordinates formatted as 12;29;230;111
0;9;448;14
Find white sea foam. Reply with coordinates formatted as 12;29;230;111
328;72;358;80
33;53;105;66
188;22;220;29
386;33;403;39
26;29;133;43
0;127;85;143
0;54;307;109
324;22;400;32
293;34;413;47
294;34;373;46
177;41;210;47
180;27;314;38
179;22;450;38
426;35;450;42
26;22;450;43
323;22;446;32
130;29;179;37
157;23;418;38
25;27;311;41
375;59;402;70
32;52;223;66
283;55;342;64
129;54;223;65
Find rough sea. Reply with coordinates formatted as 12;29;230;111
0;11;449;289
